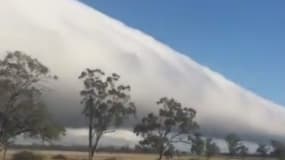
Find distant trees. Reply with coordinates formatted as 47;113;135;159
0;51;65;160
271;140;285;160
225;133;251;159
134;97;198;160
205;138;220;160
225;133;242;156
256;144;269;157
79;68;136;160
190;133;205;156
239;145;248;160
190;134;220;160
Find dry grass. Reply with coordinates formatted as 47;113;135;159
0;150;277;160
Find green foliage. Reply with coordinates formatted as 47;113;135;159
12;151;44;160
0;51;64;150
37;121;66;143
134;97;198;160
225;133;249;158
271;140;285;160
205;138;220;159
79;68;136;129
256;144;269;156
225;133;241;156
79;68;136;159
190;133;205;155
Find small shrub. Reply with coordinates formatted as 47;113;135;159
52;154;67;160
12;151;43;160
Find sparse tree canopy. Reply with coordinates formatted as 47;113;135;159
225;133;241;156
0;51;65;159
205;138;220;160
79;68;136;160
134;97;198;160
256;144;269;157
190;133;205;155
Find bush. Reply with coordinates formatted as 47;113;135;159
52;154;67;160
12;151;44;160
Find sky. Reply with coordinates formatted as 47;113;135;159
80;0;285;106
2;0;285;147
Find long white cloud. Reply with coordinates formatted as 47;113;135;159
0;0;285;144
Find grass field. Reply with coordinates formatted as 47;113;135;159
1;150;277;160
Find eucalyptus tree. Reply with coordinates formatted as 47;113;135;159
0;51;65;160
225;133;242;156
134;97;198;160
190;133;205;155
79;68;136;160
205;138;220;160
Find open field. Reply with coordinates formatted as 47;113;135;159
0;150;277;160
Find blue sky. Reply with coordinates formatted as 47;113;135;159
80;0;285;106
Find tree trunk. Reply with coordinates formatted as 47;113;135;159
158;147;164;160
88;105;93;160
91;133;102;160
158;152;163;160
2;146;7;160
88;116;93;160
87;98;95;160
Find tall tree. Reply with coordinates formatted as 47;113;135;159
205;138;220;160
0;51;65;160
134;97;198;160
225;133;241;156
190;133;205;155
79;68;136;160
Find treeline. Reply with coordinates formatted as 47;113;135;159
0;51;285;160
9;144;184;154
